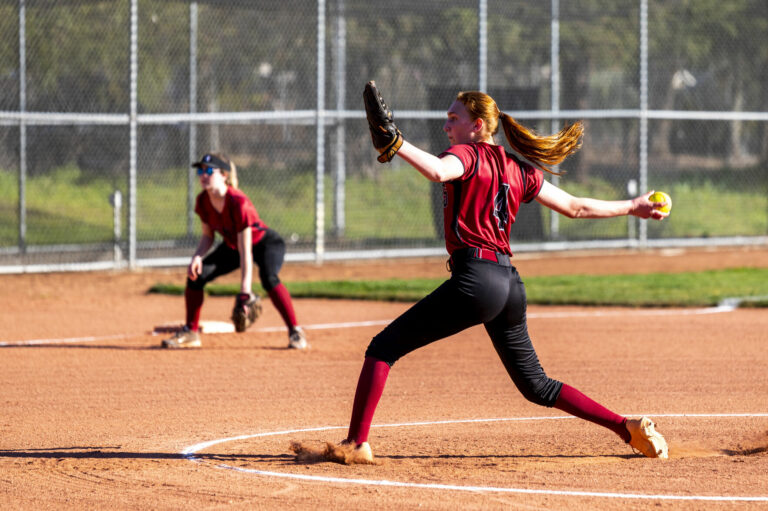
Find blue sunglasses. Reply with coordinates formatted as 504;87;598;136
196;166;217;176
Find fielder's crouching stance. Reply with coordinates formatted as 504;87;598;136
162;153;308;350
292;82;670;465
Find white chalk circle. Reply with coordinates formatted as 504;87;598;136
181;414;768;502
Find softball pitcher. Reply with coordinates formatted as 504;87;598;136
162;153;308;350
299;83;670;463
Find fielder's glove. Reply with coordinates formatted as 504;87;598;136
231;292;262;333
363;80;403;163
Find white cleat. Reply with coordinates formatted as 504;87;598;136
288;326;309;350
161;326;202;349
626;416;668;459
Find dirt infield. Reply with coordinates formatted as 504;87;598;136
1;246;767;510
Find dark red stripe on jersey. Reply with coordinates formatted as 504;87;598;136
466;144;479;180
449;145;480;245
450;180;465;245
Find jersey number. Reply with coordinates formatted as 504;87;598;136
493;183;510;230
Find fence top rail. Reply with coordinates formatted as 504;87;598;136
2;109;768;127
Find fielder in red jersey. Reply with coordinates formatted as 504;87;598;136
194;185;267;250
297;88;671;464
161;152;308;350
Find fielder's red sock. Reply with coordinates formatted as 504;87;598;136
554;383;630;442
184;287;204;332
268;283;298;330
347;357;390;445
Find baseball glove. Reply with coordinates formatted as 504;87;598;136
231;292;262;333
363;80;403;163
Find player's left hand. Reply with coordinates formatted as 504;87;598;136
363;81;403;163
231;292;262;333
630;191;669;220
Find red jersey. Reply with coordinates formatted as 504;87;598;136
439;142;544;256
194;187;267;249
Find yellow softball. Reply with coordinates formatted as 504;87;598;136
648;191;672;213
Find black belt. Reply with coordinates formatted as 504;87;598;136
448;246;512;270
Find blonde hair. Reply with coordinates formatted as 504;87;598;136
209;152;238;189
455;91;583;174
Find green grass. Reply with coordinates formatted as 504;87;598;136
522;268;768;307
241;166;436;240
1;163;765;247
0;166;121;244
148;267;768;308
0;164;436;246
548;178;768;239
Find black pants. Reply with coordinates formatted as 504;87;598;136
187;228;285;292
365;254;563;407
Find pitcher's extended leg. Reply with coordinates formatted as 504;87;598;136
554;383;630;441
347;357;391;445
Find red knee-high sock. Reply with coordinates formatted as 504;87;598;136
347;357;391;445
185;287;204;331
554;383;630;442
268;283;297;330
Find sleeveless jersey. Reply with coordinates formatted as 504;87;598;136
194;187;267;249
439;142;544;256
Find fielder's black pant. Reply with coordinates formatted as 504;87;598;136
365;252;563;407
187;228;285;292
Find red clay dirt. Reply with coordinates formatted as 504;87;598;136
1;246;767;510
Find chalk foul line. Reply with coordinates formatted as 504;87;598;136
0;303;740;346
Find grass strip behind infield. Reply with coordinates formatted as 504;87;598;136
149;267;768;308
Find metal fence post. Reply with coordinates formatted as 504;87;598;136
333;0;346;238
111;190;123;266
549;0;561;239
128;0;138;268
18;0;27;255
627;179;638;244
639;0;649;247
478;0;487;93
315;0;327;262
188;2;198;238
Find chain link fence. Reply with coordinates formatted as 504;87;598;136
1;0;766;272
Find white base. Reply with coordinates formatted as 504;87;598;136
153;320;235;335
199;320;236;334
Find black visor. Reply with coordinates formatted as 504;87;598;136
191;153;231;171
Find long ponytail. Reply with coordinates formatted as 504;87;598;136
456;91;583;174
226;158;239;189
499;113;583;174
